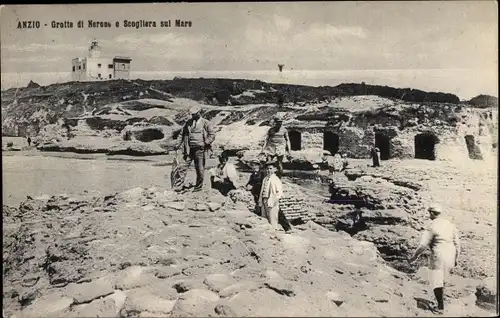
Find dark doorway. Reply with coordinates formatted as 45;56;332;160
375;133;390;160
464;135;483;160
323;131;339;154
289;130;302;151
414;133;437;160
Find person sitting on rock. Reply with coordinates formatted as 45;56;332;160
261;114;291;178
323;151;345;175
259;160;284;231
341;153;349;171
209;152;238;196
332;152;344;172
409;204;461;315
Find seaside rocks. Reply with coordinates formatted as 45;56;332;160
475;277;497;311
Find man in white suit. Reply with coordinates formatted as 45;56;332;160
409;204;461;315
259;160;284;231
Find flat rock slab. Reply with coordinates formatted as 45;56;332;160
166;202;185;211
152;266;182;279
263;270;296;297
121;288;176;315
20;294;74;318
63;276;115;304
179;289;220;302
171;289;220;317
207;202;222;211
219;281;261;298
105;290;127;316
66;297;117;317
115;266;156;290
204;274;237;292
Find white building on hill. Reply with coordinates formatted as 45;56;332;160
71;41;132;81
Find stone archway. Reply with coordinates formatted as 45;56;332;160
323;131;339;154
375;133;390;160
414;133;437;160
289;130;302;151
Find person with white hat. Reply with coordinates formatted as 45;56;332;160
409;204;461;315
261;113;291;178
175;106;215;192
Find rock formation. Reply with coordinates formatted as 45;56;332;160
3;186;495;317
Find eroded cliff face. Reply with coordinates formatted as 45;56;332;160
3;79;496;164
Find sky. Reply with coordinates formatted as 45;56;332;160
1;2;498;99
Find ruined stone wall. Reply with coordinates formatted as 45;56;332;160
300;131;323;149
337;126;371;158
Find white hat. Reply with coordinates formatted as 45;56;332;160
273;113;284;121
189;106;201;115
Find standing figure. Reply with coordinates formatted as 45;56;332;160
341;153;349;171
261;114;291;178
175;106;215;192
258;161;284;230
370;146;381;167
409;204;461;315
27;136;31;146
332;152;343;172
246;159;268;214
209;152;238;196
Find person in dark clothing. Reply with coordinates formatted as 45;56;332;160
245;160;292;232
370;146;381;167
27;137;31;146
246;160;267;214
175;106;215;192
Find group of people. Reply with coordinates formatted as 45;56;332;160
173;106;462;314
173;107;293;232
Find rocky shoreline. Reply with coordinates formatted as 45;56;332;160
3;183;497;317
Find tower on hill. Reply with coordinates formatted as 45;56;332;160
71;40;132;82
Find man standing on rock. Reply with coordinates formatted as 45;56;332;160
409;204;461;315
175;106;215;192
261;114;291;178
247;159;293;232
259;160;284;231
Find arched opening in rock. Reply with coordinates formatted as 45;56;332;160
323;131;339;154
289;130;302;151
375;133;390;160
133;128;164;142
414;133;437;160
464;135;483;160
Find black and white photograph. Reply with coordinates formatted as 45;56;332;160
1;2;498;317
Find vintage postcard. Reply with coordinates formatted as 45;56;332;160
2;2;498;317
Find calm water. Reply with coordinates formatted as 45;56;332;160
2;153;186;207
